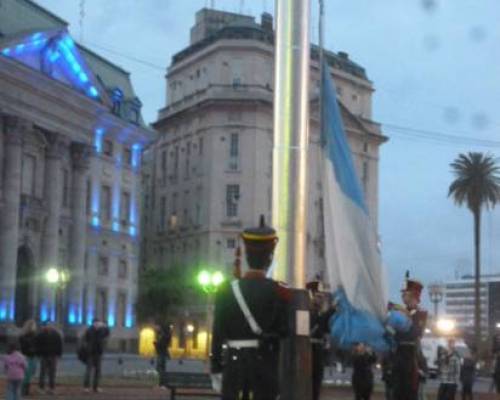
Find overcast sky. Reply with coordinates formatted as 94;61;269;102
36;0;500;304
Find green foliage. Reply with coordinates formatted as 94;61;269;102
135;265;203;323
448;152;500;213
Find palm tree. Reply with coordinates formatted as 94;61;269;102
448;152;500;351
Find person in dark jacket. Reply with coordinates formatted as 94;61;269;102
351;343;377;400
460;355;475;400
154;323;172;389
82;318;110;393
19;319;38;396
381;352;394;400
35;322;63;394
493;353;500;394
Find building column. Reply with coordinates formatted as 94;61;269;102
67;142;91;325
39;132;64;322
0;116;29;322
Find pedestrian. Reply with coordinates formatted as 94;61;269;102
3;343;27;400
351;343;376;400
381;352;394;400
210;216;291;400
460;355;475;400
307;280;335;400
35;322;63;394
392;275;428;400
437;339;461;400
82;318;110;393
19;319;38;396
154;322;172;389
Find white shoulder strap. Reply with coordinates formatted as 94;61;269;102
231;280;263;335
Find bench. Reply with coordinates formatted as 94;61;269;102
165;372;220;400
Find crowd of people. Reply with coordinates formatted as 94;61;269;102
3;318;109;399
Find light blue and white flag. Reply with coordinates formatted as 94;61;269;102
321;61;389;351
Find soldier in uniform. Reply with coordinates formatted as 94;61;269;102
392;277;428;400
210;216;290;400
307;280;336;400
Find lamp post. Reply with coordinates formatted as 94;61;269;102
45;267;70;324
428;282;444;318
197;269;224;360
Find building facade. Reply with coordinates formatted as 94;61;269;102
443;274;500;336
142;9;386;289
0;0;154;349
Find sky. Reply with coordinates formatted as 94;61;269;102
35;0;500;304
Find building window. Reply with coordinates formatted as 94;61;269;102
227;239;236;249
160;196;166;232
86;179;91;215
118;260;128;279
98;256;109;276
173;146;179;182
198;137;203;156
123;147;132;166
62;169;70;207
161;149;168;185
362;161;369;192
96;288;108;321
182;191;190;225
120;192;131;225
226;184;240;218
363;142;368;153
185;142;191;179
228;133;239;171
117;293;127;327
100;185;112;221
103;139;113;157
195;203;201;226
21;154;36;196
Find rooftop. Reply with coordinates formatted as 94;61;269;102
172;8;367;80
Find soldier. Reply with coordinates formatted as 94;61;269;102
392;277;428;400
307;280;336;400
210;216;290;400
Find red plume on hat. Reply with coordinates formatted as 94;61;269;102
401;271;423;300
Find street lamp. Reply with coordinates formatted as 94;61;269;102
436;318;456;336
428;282;444;318
45;267;70;323
197;269;225;360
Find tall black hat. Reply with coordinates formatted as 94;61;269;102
241;216;278;269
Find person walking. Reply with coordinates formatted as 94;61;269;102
154;322;172;389
437;339;461;400
210;216;291;400
83;318;110;393
460;355;475;400
19;319;38;396
3;343;27;400
35;322;63;394
351;343;376;400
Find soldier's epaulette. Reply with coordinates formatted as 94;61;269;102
275;281;292;302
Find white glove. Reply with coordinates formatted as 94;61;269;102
210;373;222;393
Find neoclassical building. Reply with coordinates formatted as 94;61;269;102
0;0;154;349
143;8;386;285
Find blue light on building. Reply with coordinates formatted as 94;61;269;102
125;312;133;328
40;303;49;322
86;307;94;326
68;307;77;324
9;301;15;320
2;48;11;56
94;128;104;153
0;301;7;321
107;314;115;328
131;144;141;169
88;86;99;98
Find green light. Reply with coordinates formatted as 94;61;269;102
198;270;211;287
212;271;224;287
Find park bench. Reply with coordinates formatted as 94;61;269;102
165;372;220;400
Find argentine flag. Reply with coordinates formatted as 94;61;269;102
321;61;389;351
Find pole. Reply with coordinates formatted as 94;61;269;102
272;0;311;288
273;1;312;399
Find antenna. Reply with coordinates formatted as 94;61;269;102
240;0;245;14
210;0;215;9
79;0;85;43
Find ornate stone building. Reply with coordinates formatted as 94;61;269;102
0;0;154;349
143;9;386;290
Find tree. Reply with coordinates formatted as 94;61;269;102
136;265;202;324
448;152;500;351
